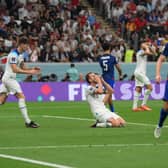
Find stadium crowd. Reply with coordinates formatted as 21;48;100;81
0;0;168;63
88;0;168;60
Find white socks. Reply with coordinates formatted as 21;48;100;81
96;122;112;128
133;91;140;109
142;89;151;106
18;98;31;124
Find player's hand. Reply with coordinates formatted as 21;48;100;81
30;69;41;75
33;67;41;71
94;74;101;83
156;75;161;84
119;74;127;81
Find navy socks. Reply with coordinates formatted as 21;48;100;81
158;108;168;127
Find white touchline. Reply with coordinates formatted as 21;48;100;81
0;154;74;168
42;115;168;128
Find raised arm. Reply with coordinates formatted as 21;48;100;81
101;77;114;94
94;75;104;94
141;43;156;56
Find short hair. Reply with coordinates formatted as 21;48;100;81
70;63;75;67
18;36;29;45
102;42;111;51
85;72;92;84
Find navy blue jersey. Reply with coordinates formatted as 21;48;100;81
162;43;168;57
98;54;118;80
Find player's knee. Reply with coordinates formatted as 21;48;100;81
0;93;7;105
111;120;120;127
0;101;5;105
146;84;153;91
120;120;126;127
145;89;152;95
15;93;25;99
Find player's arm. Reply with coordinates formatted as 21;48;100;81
101;77;114;94
101;77;114;104
11;63;40;75
156;54;166;84
94;75;104;94
115;63;123;80
20;61;41;71
142;43;155;56
156;43;168;83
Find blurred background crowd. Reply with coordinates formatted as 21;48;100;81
0;0;168;64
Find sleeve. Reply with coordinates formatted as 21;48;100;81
137;50;145;57
9;53;18;64
162;43;168;57
86;86;96;95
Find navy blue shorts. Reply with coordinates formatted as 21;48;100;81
103;78;114;88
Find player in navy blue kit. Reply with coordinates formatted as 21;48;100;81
98;42;123;112
154;42;168;138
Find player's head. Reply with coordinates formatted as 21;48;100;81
102;42;111;51
18;36;29;52
85;72;98;84
86;72;94;84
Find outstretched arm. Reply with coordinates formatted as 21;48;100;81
11;62;40;75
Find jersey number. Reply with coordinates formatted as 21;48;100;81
102;60;108;71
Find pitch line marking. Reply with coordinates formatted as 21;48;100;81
0;154;74;168
42;115;168;128
0;143;168;151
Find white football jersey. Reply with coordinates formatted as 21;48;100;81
134;49;147;74
85;85;107;117
3;49;24;80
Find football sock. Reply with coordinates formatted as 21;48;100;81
158;108;168;127
133;91;140;109
109;104;114;112
106;122;112;127
142;89;151;106
96;122;112;128
96;123;107;128
18;98;31;124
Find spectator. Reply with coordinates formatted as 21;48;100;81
62;63;82;82
124;45;135;63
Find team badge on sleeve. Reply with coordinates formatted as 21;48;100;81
10;57;17;64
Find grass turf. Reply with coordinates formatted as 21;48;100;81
0;100;168;168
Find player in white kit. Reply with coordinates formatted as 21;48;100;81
0;36;41;128
132;42;156;112
85;72;126;128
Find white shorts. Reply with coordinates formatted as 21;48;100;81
134;71;151;87
0;78;22;94
94;108;120;123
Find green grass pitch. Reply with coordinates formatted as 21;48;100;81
0;100;168;168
